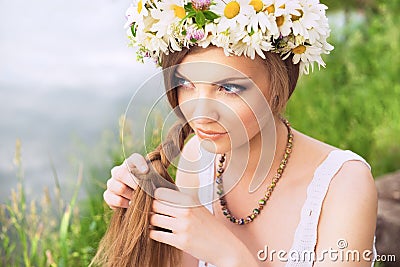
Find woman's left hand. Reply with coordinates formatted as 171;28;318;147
149;187;257;267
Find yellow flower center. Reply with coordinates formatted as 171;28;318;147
224;1;240;19
276;15;284;27
249;0;263;12
292;45;306;54
265;4;275;14
137;0;143;14
279;4;285;8
291;9;303;21
172;4;186;19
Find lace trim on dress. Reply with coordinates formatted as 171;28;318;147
196;148;377;267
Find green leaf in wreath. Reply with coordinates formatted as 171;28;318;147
203;10;220;20
195;11;206;27
184;2;194;12
181;10;197;22
131;23;137;37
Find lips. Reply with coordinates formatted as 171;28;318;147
196;128;228;140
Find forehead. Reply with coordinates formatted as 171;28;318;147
175;47;267;83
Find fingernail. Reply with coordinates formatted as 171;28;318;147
139;166;148;173
128;201;132;206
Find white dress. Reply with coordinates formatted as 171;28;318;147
196;148;377;267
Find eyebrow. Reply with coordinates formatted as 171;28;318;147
174;70;252;84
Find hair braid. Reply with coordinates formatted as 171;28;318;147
91;121;193;267
147;122;193;182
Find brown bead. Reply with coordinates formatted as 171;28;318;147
217;117;293;226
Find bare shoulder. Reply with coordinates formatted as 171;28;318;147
315;157;378;266
292;128;377;265
296;129;378;209
324;159;378;221
291;128;337;155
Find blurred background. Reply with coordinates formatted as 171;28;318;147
0;0;158;200
0;0;399;266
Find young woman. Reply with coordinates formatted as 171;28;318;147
94;0;378;266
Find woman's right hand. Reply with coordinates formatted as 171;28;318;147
103;153;149;209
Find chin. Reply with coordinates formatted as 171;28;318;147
198;135;251;155
198;137;232;155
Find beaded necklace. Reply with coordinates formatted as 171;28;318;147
215;117;293;225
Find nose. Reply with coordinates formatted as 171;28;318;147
188;83;220;123
191;97;219;123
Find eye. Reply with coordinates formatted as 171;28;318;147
174;76;195;89
219;83;246;95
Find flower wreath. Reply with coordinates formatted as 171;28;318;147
125;0;334;74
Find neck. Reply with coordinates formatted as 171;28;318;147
224;115;289;193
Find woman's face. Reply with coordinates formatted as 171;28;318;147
173;46;275;153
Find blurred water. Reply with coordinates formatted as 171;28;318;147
0;0;158;202
0;0;354;203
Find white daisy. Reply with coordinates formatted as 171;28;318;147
150;0;186;38
140;32;169;58
213;29;233;56
264;0;303;37
198;23;217;48
211;0;253;33
306;14;330;44
276;13;292;36
232;29;272;59
291;3;324;39
245;0;276;34
124;0;150;29
124;0;334;74
263;0;296;17
291;45;325;74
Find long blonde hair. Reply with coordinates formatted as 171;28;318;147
90;47;299;267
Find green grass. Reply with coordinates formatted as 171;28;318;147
285;0;400;177
0;139;108;267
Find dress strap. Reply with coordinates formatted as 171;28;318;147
197;144;218;267
286;149;371;266
197;144;216;214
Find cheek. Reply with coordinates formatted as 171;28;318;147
235;104;260;138
177;89;194;119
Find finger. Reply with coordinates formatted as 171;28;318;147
154;187;195;207
103;190;130;209
152;199;187;217
149;229;177;248
107;178;134;200
125;153;149;174
111;166;138;190
150;213;176;232
118;173;139;191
